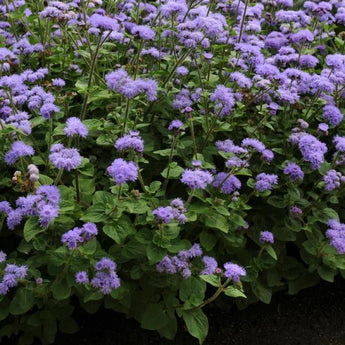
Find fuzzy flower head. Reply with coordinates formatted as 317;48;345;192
49;144;82;171
107;158;138;185
255;173;278;192
5;141;34;165
115;131;144;153
223;262;246;283
326;219;345;254
298;134;327;170
64;117;88;138
213;173;241;195
260;231;274;244
283;162;304;181
180;169;213;190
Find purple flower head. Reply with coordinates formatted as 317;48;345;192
61;227;83;249
107;158;138;185
95;258;117;271
210;85;235;116
318;123;329;133
323;105;343;126
36;185;60;206
216;139;247;154
40;103;59;120
0;251;6;263
115;131;144;153
291;206;303;217
326;219;345;254
213;173;241;195
156;256;177;274
324;170;342;191
255;173;278;192
38;204;59;228
334;135;345;152
200;256;218;275
131;25;155;40
89;13;119;31
152;206;175;224
241;138;265;153
91;259;120;295
260;231;274;244
76;271;89;284
176;66;189;76
262;149;274;163
178;243;203;260
49;144;82;171
64;117;88;138
223;262;246;282
283;162;304;181
168;119;183;131
5;141;34;165
180;169;213;190
298;134;327;170
52;78;66;87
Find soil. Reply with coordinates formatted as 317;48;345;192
54;278;345;345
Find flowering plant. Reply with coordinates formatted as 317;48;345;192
1;0;345;344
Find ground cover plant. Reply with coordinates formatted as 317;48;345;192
1;0;345;343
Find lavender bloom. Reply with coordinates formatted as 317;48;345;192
180;169;213;190
283;162;304;181
225;157;248;168
36;185;61;206
291;206;303;217
326;219;345;254
230;72;252;88
61;222;98;249
0;251;6;263
216;139;247;154
298;134;327;170
52;78;65;87
49;144;82;171
107;158;138;185
75;271;89;284
260;231;274;244
64;117;88;138
0;263;28;295
156;256;177;274
5;141;34;165
318;123;329;133
255;173;278;192
213;173;241;194
223;262;246;283
334;135;345;152
200;256;218;275
91;258;120;295
131;25;155;40
176;66;189;76
168;119;183;131
241;138;265;153
210;85;235;116
324;170;342;191
115;131;144;153
0;201;12;214
38;204;59;228
89;13;119;31
40;103;59;119
153;198;187;224
323;105;343;126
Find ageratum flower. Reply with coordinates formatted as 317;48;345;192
107;158;138;185
324;170;342;191
115;131;144;153
168;119;183;131
255;173;278;192
0;263;28;295
323;105;343;126
260;231;274;244
64;117;88;138
61;222;98;249
49;144;82;171
200;256;218;275
52;78;65;87
75;271;89;284
91;258;120;295
298;134;327;170
223;262;246;282
0;250;6;263
326;219;345;254
152;198;187;224
283;162;304;181
210;85;236;116
180;169;213;190
5;141;34;165
213;173;241;195
89;13;119;31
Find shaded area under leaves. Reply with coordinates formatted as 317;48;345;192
55;278;345;345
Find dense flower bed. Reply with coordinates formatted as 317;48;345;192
1;0;345;343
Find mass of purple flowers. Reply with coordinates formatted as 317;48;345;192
61;222;98;249
260;231;274;244
107;158;138;185
152;198;187;224
326;219;345;254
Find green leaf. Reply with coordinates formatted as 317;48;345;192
183;309;209;344
141;303;169;330
265;245;277;260
199;275;219;287
317;265;335;282
24;218;44;242
161;162;184;178
59;317;79;334
179;277;206;307
9;288;35;315
200;231;217;251
204;213;229;233
103;218;135;244
224;286;246;298
146;243;167;264
252;282;271;304
52;279;71;300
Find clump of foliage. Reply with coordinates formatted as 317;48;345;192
1;0;345;344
